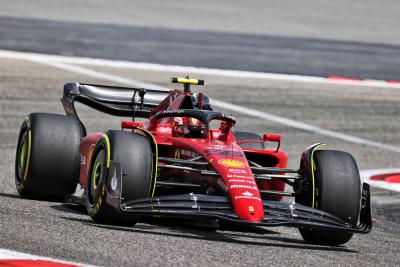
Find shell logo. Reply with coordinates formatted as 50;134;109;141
218;159;246;168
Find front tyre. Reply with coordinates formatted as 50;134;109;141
296;150;361;245
15;113;83;200
86;130;153;226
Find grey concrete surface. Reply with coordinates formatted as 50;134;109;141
0;58;399;266
0;0;399;45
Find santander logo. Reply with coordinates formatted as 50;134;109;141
231;184;258;190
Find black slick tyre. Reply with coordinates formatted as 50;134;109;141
297;150;361;245
233;131;264;149
86;130;153;226
15;113;83;200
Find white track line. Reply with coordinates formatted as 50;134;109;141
1;50;400;153
0;248;97;267
1;49;400;88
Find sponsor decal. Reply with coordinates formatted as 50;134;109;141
211;144;228;149
217;179;229;192
175;149;198;159
210;144;241;151
204;148;245;157
227;174;254;179
165;110;186;115
158;126;172;134
234;196;261;201
228;169;247;174
242;191;253;197
80;154;86;166
230;184;258;190
218;159;246;168
191;118;199;124
228;179;257;185
249;206;254;213
228;179;246;183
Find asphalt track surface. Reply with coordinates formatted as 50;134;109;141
1;0;400;45
0;2;400;266
1;55;400;266
1;16;400;81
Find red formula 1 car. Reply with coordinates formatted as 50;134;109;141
15;77;371;245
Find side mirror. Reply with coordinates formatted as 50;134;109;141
263;133;281;142
263;133;281;151
121;121;143;130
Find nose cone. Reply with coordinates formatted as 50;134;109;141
230;188;264;222
203;145;265;222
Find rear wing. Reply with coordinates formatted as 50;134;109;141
63;82;168;115
61;83;169;134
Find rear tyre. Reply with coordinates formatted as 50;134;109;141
15;113;83;200
86;130;153;226
233;131;264;149
296;150;361;245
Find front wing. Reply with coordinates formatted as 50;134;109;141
105;162;372;233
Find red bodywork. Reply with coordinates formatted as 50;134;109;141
78;89;287;223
